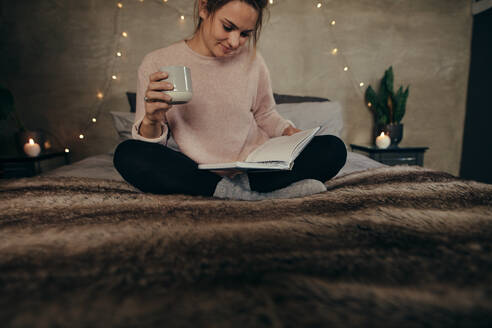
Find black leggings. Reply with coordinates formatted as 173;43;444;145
113;135;347;196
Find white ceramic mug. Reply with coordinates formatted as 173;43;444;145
159;66;193;104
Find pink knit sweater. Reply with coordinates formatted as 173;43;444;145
132;40;292;164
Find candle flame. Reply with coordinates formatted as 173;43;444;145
380;132;385;137
28;138;35;144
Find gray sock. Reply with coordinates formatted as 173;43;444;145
213;174;327;200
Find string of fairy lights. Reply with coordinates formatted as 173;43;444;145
74;0;366;149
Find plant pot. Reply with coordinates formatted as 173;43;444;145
15;130;47;156
375;123;404;147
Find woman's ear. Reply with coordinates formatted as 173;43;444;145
198;0;209;20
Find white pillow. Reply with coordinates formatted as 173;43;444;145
110;111;135;141
275;101;344;137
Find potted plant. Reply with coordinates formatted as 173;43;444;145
0;85;46;155
0;85;25;131
364;66;409;147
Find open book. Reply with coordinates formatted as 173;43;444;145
198;126;321;171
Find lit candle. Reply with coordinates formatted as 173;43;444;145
375;132;391;149
24;138;41;157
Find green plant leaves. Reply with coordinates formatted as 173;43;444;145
0;86;25;131
365;86;377;110
0;87;14;120
365;85;388;125
394;86;409;123
384;66;394;95
364;66;409;124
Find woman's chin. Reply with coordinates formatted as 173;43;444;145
218;44;235;57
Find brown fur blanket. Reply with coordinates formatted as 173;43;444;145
1;165;492;327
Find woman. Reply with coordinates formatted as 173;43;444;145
114;0;347;197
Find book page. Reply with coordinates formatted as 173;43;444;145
198;127;320;171
245;127;319;163
198;161;291;171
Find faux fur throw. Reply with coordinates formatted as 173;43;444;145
1;166;492;327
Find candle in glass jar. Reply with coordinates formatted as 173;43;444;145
375;132;390;149
23;138;41;157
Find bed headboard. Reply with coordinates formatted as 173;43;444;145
273;93;330;104
115;92;341;141
125;92;329;113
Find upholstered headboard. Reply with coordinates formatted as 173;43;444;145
125;92;329;113
126;92;137;113
113;92;342;143
273;93;330;104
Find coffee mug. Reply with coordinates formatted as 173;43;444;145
159;66;193;104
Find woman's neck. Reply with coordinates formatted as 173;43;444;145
185;32;211;57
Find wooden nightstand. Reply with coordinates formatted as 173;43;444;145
0;151;71;178
350;144;429;166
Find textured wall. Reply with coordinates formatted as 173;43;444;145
0;0;472;175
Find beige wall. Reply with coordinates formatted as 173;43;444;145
0;0;472;175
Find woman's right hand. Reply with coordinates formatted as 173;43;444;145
142;71;174;127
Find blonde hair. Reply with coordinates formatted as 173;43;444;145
191;0;270;53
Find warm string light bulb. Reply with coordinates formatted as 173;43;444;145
317;3;322;8
65;148;70;153
92;3;129;133
180;15;185;20
324;15;362;94
79;134;85;140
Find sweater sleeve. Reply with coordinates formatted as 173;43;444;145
251;54;292;137
132;54;169;144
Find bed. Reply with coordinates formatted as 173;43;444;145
1;94;491;327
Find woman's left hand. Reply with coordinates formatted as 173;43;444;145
282;125;302;136
211;126;301;179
